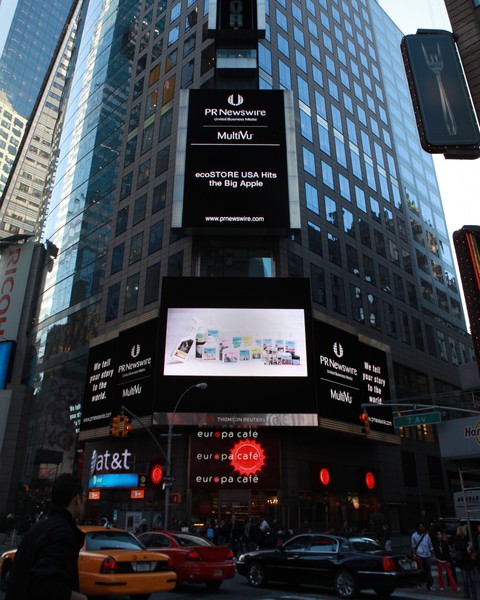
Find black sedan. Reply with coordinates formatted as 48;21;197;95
236;533;425;598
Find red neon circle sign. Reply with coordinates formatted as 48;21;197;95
365;471;375;490
150;465;163;485
319;468;331;486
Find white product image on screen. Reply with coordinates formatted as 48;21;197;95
163;308;309;377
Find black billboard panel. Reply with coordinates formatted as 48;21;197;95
401;30;480;156
81;339;118;430
155;277;316;424
174;89;298;231
114;319;159;417
314;321;393;433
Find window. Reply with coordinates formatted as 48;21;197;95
155;146;169;175
303;147;316;176
308;221;322;255
133;194;147;225
181;60;194;87
311;263;326;305
141;123;154;154
159;108;173;141
184;34;196;56
124;136;137;166
162;75;175;105
346;244;359;276
115;206;128;235
111;243;125;274
328;233;341;265
145;262;161;305
321;161;334;189
125;273;140;313
137;159;151;188
325;196;338;226
129;232;144;264
148;220;164;254
153;181;167;213
106;283;121;322
288;251;304;277
168;250;184;276
305;182;319;214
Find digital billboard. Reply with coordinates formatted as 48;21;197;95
164;307;308;377
173;89;300;231
314;321;393;434
155;277;317;425
80;319;159;432
401;30;480;156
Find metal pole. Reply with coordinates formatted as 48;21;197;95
164;382;207;530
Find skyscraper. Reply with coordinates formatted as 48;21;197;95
2;0;477;529
0;0;77;236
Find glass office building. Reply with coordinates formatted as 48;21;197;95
5;0;477;529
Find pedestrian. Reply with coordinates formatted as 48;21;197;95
411;522;435;591
433;530;458;591
5;473;88;600
454;525;477;600
259;516;270;548
382;522;392;552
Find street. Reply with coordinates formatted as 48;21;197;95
0;572;460;600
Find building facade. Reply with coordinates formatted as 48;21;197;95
0;0;77;237
2;0;478;533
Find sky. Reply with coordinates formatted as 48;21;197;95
378;0;480;241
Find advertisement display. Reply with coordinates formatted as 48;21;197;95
401;31;480;155
0;241;35;340
437;416;480;459
80;319;159;432
173;89;299;231
314;321;393;433
190;428;279;489
81;338;117;430
156;277;317;423
164;307;308;377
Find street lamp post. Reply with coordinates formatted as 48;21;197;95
164;382;207;530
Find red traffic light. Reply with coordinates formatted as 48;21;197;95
359;411;371;434
319;468;331;486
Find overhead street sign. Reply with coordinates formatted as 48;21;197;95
393;411;442;428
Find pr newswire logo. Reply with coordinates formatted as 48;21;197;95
228;93;244;107
333;342;344;358
131;344;140;358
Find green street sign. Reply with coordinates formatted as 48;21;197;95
393;411;442;428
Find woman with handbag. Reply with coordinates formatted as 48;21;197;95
454;525;477;600
433;530;458;591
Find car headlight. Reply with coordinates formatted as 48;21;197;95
237;554;246;563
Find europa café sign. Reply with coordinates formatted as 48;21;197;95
190;428;279;489
172;89;300;231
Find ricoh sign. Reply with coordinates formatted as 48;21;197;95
173;89;300;231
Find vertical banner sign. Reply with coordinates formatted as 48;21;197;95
114;319;159;417
314;321;393;433
179;89;291;229
81;339;118;430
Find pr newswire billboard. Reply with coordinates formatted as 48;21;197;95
173;89;300;231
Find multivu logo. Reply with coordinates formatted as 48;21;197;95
228;93;244;107
330;389;352;404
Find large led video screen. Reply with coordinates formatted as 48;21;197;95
164;307;308;377
155;277;316;423
173;89;300;231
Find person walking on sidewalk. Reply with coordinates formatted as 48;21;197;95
454;526;477;600
412;522;436;591
5;473;88;600
433;530;458;591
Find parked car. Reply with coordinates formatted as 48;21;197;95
138;530;235;589
236;532;425;598
0;525;177;599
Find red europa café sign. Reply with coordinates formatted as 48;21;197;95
190;428;279;489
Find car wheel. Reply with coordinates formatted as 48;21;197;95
0;559;12;592
246;561;268;587
334;569;359;599
374;588;395;597
205;580;223;590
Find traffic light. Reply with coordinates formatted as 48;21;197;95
359;411;371;434
110;415;121;437
120;416;132;438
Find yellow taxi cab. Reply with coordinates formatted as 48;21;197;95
0;525;177;599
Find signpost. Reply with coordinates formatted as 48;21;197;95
393;411;442;428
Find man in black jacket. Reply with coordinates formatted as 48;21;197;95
5;473;88;600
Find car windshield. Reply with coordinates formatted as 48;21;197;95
349;538;383;552
85;530;145;551
171;533;212;547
